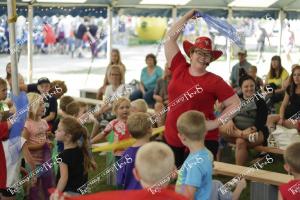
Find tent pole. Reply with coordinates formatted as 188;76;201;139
172;6;177;23
277;9;285;56
7;0;19;96
27;4;33;83
227;7;233;82
107;6;112;63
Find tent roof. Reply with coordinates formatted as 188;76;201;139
0;0;299;10
0;0;300;19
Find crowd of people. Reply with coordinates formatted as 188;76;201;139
0;9;300;200
0;15;107;59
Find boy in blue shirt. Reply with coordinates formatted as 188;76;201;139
176;110;213;200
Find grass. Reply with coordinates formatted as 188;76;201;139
84;123;286;200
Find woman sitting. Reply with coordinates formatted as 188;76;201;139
220;73;269;166
91;65;130;138
130;53;163;108
267;65;300;131
97;49;126;100
265;56;289;107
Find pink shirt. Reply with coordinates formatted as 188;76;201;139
25;119;49;164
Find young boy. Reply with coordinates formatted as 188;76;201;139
130;99;148;113
50;142;188;200
36;77;58;130
278;142;300;200
248;66;264;91
175;110;213;200
117;112;152;190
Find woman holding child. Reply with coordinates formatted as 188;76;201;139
219;73;269;166
164;9;240;167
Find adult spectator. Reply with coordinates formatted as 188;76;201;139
164;9;240;167
265;56;289;106
267;65;300;131
97;49;126;100
230;49;252;91
153;63;171;105
130;53;163;108
255;24;270;64
220;74;268;166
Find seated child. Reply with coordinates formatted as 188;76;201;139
117;112;152;190
248;66;264;91
175;110;213;200
66;101;81;118
278;142;300;200
91;97;131;159
58;96;74;119
153;102;166;127
130;99;148;113
50;142;188;200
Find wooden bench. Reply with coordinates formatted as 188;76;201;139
80;88;98;99
214;161;292;186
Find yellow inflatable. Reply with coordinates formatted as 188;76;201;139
92;126;165;152
136;17;167;41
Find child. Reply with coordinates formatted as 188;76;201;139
130;99;148;113
278;142;300;200
91;65;130;138
22;93;54;200
0;78;9;121
117;112;152;190
55;117;93;195
91;97;131;159
58;96;74;119
50;142;188;200
175;110;212;200
153;102;166;127
36;77;58;131
65;101;81;118
248;66;264;91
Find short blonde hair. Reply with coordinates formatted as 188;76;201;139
284;142;300;174
177;110;206;141
27;93;43;121
112;97;131;115
135;142;175;186
131;99;148;113
127;112;152;139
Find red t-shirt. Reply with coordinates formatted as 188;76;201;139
0;122;9;189
279;180;300;200
165;51;235;147
67;188;188;200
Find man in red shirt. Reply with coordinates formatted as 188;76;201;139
164;9;240;167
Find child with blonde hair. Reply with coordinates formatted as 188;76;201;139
130;99;148;113
175;110;212;200
278;142;300;200
50;142;187;200
117;112;152;190
55;117;94;195
91;97;131;158
22;93;54;200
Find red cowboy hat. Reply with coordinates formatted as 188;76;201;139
183;36;223;62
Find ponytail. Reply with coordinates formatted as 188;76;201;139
80;125;93;174
60;117;93;174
